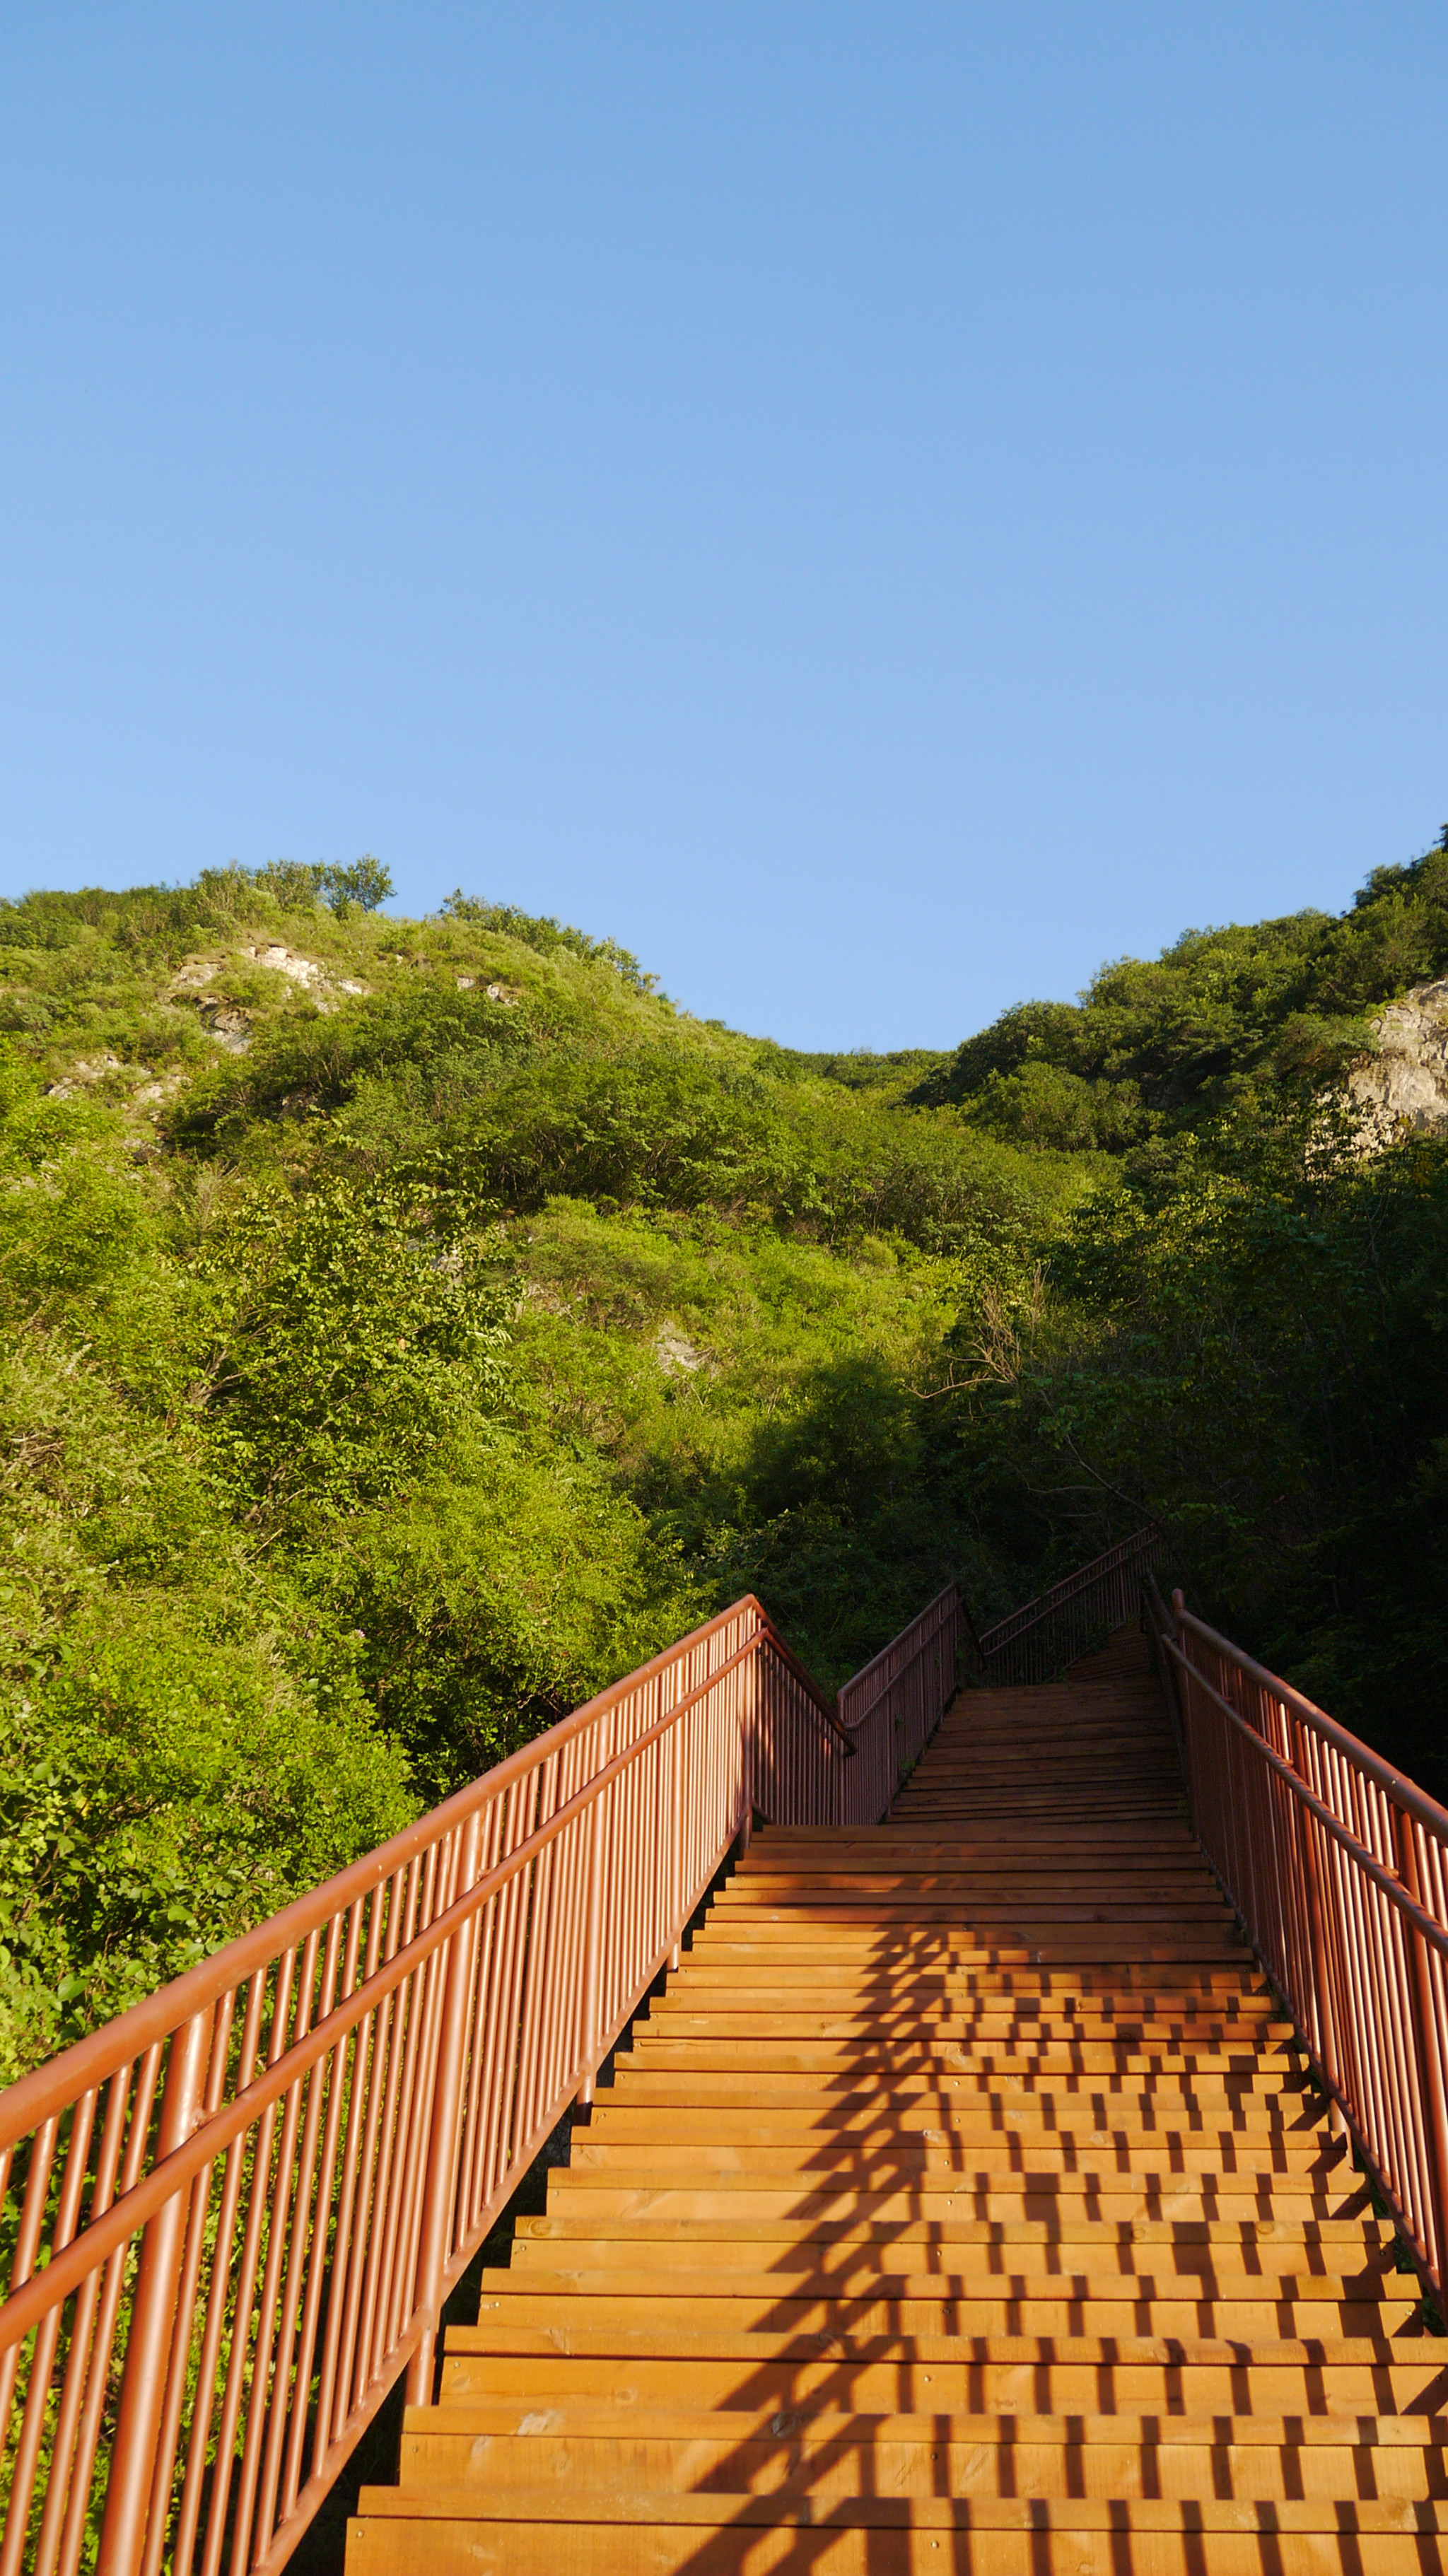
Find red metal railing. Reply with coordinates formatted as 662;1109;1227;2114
976;1527;1162;1682
834;1583;962;1814
1162;1595;1448;2307
0;1586;960;2576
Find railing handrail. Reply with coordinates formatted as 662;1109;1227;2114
1162;1628;1448;1963
757;1617;853;1752
1166;1588;1448;2309
0;1593;839;2153
836;1584;959;1730
1175;1601;1448;1842
977;1527;1161;1656
0;1628;784;2361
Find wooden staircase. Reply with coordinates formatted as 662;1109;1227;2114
347;1629;1448;2573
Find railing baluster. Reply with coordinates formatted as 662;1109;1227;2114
405;1808;485;2406
96;2010;212;2576
577;1711;614;2106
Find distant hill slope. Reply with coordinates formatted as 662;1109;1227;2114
1;843;1446;2082
911;830;1448;1154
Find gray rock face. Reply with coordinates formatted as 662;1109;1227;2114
1348;978;1448;1144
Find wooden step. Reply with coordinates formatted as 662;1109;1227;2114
350;2488;1448;2576
589;2092;1323;2127
438;2346;1448;2414
514;2214;1396;2259
508;2248;1401;2292
566;2139;1346;2176
395;2406;1448;2499
472;2276;1415;2338
597;2063;1315;2097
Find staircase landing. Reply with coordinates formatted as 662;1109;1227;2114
348;1629;1446;2572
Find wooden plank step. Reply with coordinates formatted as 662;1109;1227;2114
349;2498;1448;2576
354;2483;1448;2530
437;2349;1448;2413
671;1972;1279;2000
502;2252;1403;2297
448;2320;1430;2367
505;2277;1407;2316
514;2214;1396;2252
477;2245;1411;2299
395;2418;1448;2500
613;2030;1303;2071
544;2183;1381;2223
469;2288;1415;2339
609;2065;1309;2092
583;2107;1330;2143
566;2139;1345;2174
649;2018;1290;2047
401;2398;1448;2449
508;2247;1399;2287
625;2044;1294;2070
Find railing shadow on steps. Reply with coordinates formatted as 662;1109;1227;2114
0;1584;963;2576
1143;1567;1448;2327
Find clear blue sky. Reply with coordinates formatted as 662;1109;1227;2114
1;4;1444;1050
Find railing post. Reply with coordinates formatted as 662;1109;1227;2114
1170;1589;1192;1807
404;1812;484;2406
97;2008;212;2576
1286;1708;1346;2137
738;1633;757;1855
1144;1576;1186;1783
1394;1803;1448;2304
669;1718;684;1973
577;1715;613;2107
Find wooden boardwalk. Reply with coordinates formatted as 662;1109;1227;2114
348;1631;1448;2572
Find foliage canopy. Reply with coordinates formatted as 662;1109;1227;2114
1;838;1446;2077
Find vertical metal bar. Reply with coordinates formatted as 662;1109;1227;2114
0;2112;59;2463
139;1993;235;2576
52;2059;141;2576
202;1953;295;2576
1288;1706;1341;2114
13;2092;98;2576
175;1972;266;2576
383;1860;457;2374
668;1714;683;1972
577;1716;613;2106
738;1630;757;1856
279;1918;354;2521
404;1807;484;2405
97;2008;212;2576
308;1903;369;2466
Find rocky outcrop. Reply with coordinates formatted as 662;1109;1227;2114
162;946;371;1058
42;1053;124;1099
1348;978;1448;1145
241;943;367;999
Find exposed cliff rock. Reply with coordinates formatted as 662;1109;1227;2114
1348;978;1448;1145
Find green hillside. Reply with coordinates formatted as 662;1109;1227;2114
1;842;1447;2079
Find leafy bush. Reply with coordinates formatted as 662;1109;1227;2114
441;891;658;993
0;1599;413;2078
